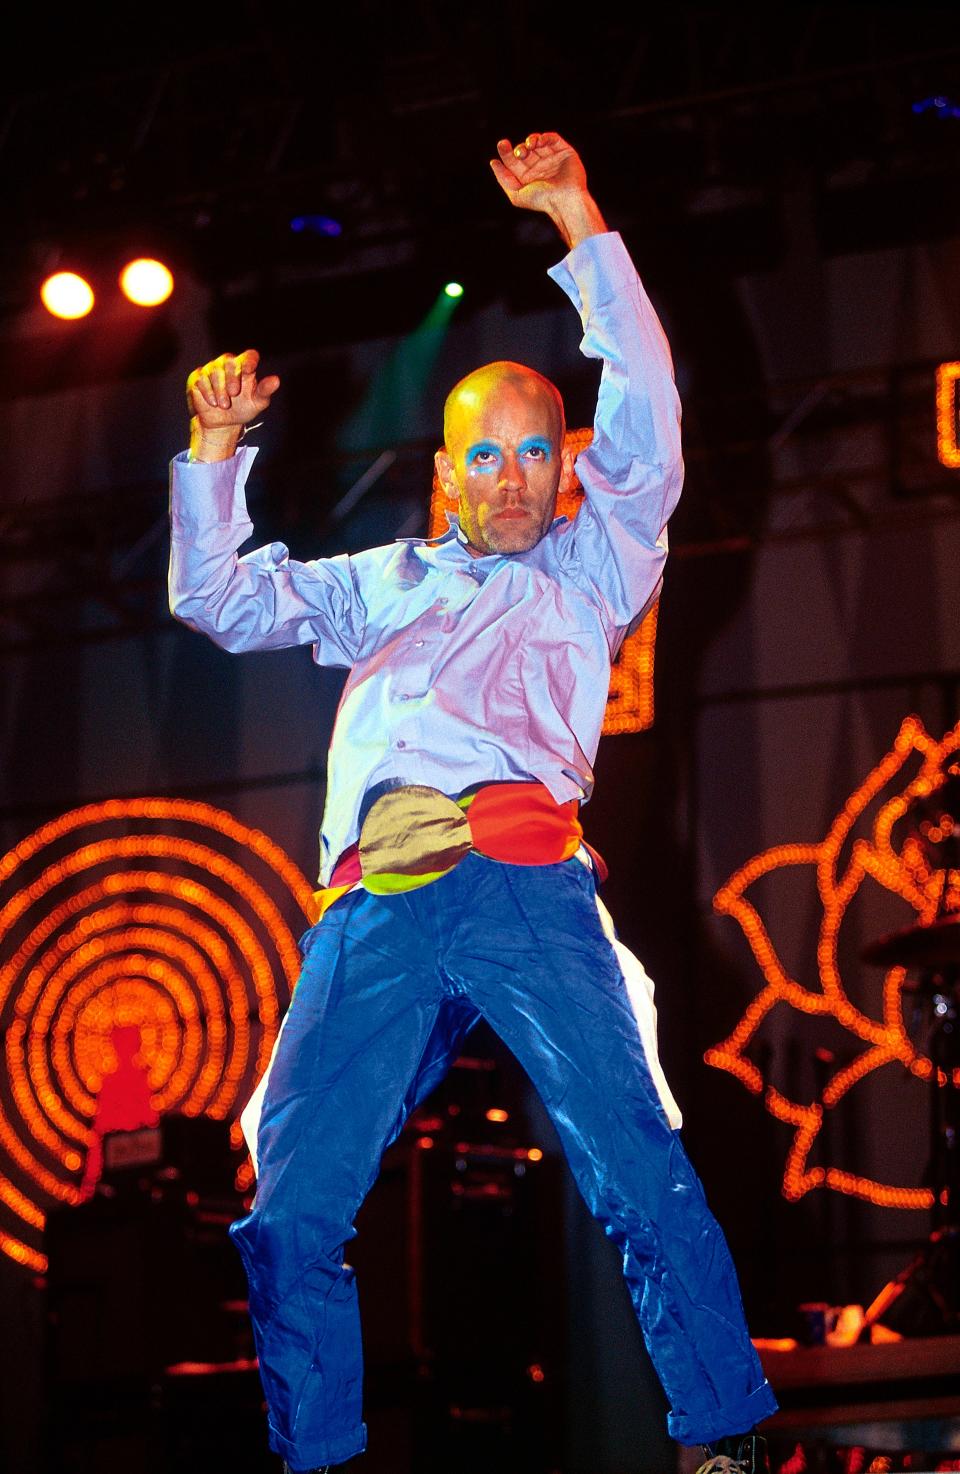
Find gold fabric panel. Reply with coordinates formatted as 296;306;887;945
358;786;473;879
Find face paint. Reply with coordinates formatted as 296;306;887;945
517;436;552;462
466;442;501;472
440;368;568;556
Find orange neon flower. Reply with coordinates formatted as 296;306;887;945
707;715;960;1210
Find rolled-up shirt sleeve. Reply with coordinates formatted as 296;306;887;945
548;232;684;633
168;446;366;665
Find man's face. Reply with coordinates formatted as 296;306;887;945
436;370;573;556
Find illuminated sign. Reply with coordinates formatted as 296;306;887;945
0;799;312;1271
936;361;960;468
707;715;960;1211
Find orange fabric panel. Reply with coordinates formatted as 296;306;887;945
465;782;583;865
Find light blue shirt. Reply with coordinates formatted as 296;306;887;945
168;232;683;883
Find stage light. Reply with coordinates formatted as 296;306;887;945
444;281;464;299
40;272;94;321
485;1107;508;1123
119;258;174;307
912;95;960;119
290;215;342;237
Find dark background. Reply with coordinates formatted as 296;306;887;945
2;7;960;1471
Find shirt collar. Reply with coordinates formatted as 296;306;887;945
393;509;461;549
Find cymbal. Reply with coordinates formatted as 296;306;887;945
862;914;960;968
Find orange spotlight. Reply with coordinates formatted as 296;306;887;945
485;1107;508;1124
40;272;94;320
119;258;174;307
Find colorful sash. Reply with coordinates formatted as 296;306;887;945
307;781;606;924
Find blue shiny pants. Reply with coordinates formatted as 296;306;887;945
229;853;776;1470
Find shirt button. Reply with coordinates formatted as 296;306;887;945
414;639;424;648
436;598;447;607
396;740;406;749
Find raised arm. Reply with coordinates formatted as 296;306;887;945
550;235;683;632
493;133;684;632
168;348;365;663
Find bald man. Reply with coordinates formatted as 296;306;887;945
438;360;572;556
169;133;776;1474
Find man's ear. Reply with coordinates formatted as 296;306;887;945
435;448;458;498
558;443;576;497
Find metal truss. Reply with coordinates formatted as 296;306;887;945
2;13;959;311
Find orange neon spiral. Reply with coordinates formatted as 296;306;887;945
0;799;313;1271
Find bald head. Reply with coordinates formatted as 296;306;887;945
443;361;565;457
435;359;573;557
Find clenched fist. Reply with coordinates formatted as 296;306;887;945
186;348;280;462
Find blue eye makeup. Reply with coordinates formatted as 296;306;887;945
465;437;552;470
466;441;500;471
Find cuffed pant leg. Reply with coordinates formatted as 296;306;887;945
230;890;464;1471
442;854;778;1446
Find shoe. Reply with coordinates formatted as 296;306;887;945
695;1432;770;1474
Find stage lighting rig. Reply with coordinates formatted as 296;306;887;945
39;254;176;321
289;214;342;237
40;272;95;320
119;257;174;307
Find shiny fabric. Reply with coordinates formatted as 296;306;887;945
357;785;471;886
168;232;683;883
170;228;777;1459
307;780;589;921
230;854;777;1471
459;781;586;867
